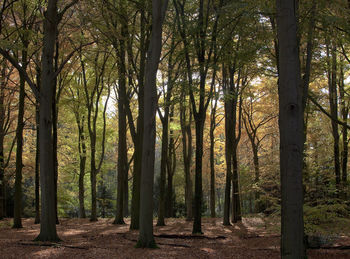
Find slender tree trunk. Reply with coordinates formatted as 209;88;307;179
327;42;341;196
123;173;129;217
339;64;348;193
77;115;86;218
276;0;305;256
137;0;168;247
252;144;260;212
157;114;168;225
13;58;26;229
90;140;97;221
35;0;60;241
231;88;242;223
232;146;241;222
223;67;232;226
0;134;4;220
192;115;204;234
209;92;218;218
114;33;128;224
166;109;175;218
180;98;193;221
130;8;146;230
34;98;40;224
52;39;59;225
0;66;6;220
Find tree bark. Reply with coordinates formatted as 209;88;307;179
209;82;218;218
276;0;305;257
13;51;27;229
326;41;341;196
34;96;40;224
114;18;128;223
76;114;86;219
0;65;5;220
157;112;168;225
180;105;193;221
339;63;348;193
35;0;60;241
137;0;168;247
223;66;232;226
129;7;146;231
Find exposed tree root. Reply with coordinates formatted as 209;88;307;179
18;242;88;250
154;234;226;240
308;246;350;250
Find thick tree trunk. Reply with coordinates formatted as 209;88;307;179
276;0;305;257
13;63;26;229
35;0;60;241
137;0;168;247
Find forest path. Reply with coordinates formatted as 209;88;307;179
0;217;349;258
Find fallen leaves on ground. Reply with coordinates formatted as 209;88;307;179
0;217;349;258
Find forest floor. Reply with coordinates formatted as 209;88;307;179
0;217;349;258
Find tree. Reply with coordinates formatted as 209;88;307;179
35;0;61;241
276;0;305;257
81;49;110;222
137;0;168;248
0;59;16;220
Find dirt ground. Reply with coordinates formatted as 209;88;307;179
0;217;349;258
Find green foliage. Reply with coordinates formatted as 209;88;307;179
304;203;350;235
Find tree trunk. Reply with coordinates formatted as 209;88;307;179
137;0;168;247
0;65;6;220
130;7;146;230
276;0;305;256
13;57;26;229
223;66;232;226
232;147;241;222
339;64;348;193
34;98;40;224
192;116;204;234
114;30;128;224
90;142;97;221
252;144;260;212
157;114;168;225
327;42;341;196
209;91;218;218
52;39;59;225
180;100;193;221
35;0;60;241
77;115;86;219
